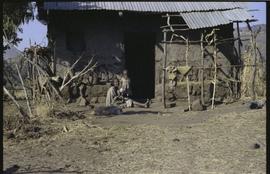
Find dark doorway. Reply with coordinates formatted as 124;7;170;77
124;32;155;100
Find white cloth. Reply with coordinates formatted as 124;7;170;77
126;99;133;108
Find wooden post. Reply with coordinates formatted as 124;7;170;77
162;31;167;108
185;36;191;111
211;29;217;109
32;46;37;101
236;22;242;98
247;22;257;100
236;22;242;62
252;35;257;101
52;41;56;75
24;51;31;79
200;32;205;105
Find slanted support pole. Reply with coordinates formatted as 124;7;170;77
162;31;167;108
3;87;29;120
200;32;205;105
16;65;33;117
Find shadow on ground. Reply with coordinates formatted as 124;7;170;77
122;110;171;115
3;165;91;174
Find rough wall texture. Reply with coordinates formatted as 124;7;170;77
49;11;237;103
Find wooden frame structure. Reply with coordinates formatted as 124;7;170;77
160;13;259;109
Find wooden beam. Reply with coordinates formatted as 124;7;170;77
162;28;191;32
162;14;182;17
160;24;188;28
161;38;250;44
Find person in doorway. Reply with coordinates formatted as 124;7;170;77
119;69;151;108
119;69;132;97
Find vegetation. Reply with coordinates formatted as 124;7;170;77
3;1;34;50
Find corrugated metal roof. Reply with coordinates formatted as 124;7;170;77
44;2;246;12
222;8;254;22
181;11;229;29
43;2;254;29
181;9;254;29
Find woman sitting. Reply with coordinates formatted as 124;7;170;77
105;78;150;108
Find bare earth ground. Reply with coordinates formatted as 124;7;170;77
3;100;266;174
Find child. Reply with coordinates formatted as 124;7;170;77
119;69;131;97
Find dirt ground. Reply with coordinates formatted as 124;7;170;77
3;99;266;174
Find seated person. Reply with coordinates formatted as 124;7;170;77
106;78;122;107
106;78;150;108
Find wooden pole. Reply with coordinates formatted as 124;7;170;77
236;22;242;98
16;65;33;117
32;46;37;101
236;22;242;62
252;35;257;100
162;31;167;108
246;22;257;100
185;36;191;111
24;55;65;102
52;41;56;75
3;87;29;120
211;30;217;109
200;32;205;105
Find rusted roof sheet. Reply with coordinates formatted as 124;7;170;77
44;2;246;12
181;8;254;29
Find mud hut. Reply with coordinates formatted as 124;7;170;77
39;2;255;106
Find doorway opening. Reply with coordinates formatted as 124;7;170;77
124;32;155;100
